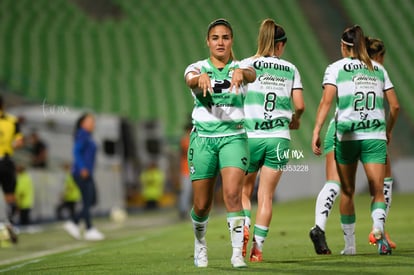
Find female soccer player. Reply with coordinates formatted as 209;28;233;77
64;113;105;241
184;18;256;268
309;36;397;255
241;19;305;262
311;25;399;255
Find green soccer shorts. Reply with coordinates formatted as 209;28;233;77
188;131;249;181
247;137;290;173
335;139;387;164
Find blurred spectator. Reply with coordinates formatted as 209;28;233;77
15;165;34;226
28;131;47;168
0;95;24;244
56;163;81;220
178;123;192;219
63;113;105;241
140;161;165;210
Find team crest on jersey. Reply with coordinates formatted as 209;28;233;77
189;163;196;174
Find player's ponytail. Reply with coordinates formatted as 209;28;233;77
255;19;287;58
342;25;373;70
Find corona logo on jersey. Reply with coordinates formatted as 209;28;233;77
343;63;379;72
253;60;291;72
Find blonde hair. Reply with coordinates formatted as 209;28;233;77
342;25;373;70
255;19;287;58
366;37;386;60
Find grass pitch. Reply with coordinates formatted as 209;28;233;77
0;193;413;274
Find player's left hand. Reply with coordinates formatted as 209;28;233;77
312;133;322;156
289;114;300;130
230;68;243;94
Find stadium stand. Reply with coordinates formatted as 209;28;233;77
0;0;412;156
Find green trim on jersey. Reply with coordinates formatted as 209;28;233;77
186;58;248;137
243;56;303;139
323;58;392;141
244;117;290;133
194;120;245;135
336;119;386;134
337;94;384;110
244;92;292;111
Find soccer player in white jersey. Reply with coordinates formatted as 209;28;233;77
241;19;305;262
312;25;399;255
310;36;397;255
184;18;256;268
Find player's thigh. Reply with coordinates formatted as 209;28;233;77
188;133;219;181
360;139;387;164
247;138;265;173
323;120;336;154
263;138;290;170
218;135;249;171
335;140;360;165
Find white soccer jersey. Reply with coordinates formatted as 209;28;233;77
322;57;394;141
243;56;303;139
184;58;252;137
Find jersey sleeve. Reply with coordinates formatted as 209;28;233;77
292;65;303;90
238;57;253;70
382;67;394;91
184;61;202;78
322;64;337;88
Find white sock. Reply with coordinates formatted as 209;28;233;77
192;219;208;242
371;208;386;233
315;181;340;231
341;223;355;248
253;224;269;251
383;178;393;216
245;216;251;229
227;215;245;256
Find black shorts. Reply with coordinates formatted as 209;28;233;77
0;157;16;194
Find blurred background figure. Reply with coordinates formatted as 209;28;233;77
28;130;48;169
56;163;81;221
178;122;192;219
63;113;105;241
0;95;24;244
140;161;165;210
15;164;34;227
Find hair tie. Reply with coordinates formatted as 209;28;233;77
341;39;354;46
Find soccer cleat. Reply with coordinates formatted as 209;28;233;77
5;224;18;244
370;229;392;255
242;225;249;257
309;225;331;255
0;224;12;248
231;254;247;268
194;239;208;267
249;244;263;262
84;228;105;241
369;231;396;249
377;238;392;255
340;246;356;255
63;221;81;240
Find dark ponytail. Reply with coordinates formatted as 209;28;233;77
342;25;373;70
73;113;90;138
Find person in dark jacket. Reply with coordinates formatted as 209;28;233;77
63;113;104;241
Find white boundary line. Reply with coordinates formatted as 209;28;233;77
0;242;87;267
